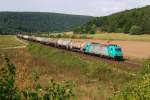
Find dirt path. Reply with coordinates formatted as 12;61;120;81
1;46;26;49
71;39;150;60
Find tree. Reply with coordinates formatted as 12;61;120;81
0;12;92;34
129;25;141;34
74;5;150;35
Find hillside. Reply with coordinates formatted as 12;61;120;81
0;12;92;34
74;5;150;35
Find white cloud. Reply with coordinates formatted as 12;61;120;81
0;0;149;16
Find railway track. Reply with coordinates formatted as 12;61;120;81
122;60;140;67
77;51;140;67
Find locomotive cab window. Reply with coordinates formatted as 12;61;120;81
115;48;121;51
111;48;113;50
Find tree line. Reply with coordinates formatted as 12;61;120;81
0;12;92;34
74;5;150;35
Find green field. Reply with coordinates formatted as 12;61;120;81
0;35;25;49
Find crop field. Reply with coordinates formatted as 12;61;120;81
0;35;26;49
87;33;150;41
0;35;142;99
46;32;150;41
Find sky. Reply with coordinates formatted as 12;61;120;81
0;0;150;16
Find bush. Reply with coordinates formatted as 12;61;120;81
57;34;62;38
110;59;150;100
129;25;141;35
80;34;87;39
115;28;124;33
23;72;75;100
0;56;76;100
0;57;21;100
90;30;95;34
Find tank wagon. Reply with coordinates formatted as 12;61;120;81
57;39;72;49
49;39;58;47
17;34;123;60
69;41;87;52
18;34;29;40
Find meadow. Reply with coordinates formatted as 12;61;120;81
0;35;26;49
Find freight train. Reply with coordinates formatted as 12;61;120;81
17;34;123;60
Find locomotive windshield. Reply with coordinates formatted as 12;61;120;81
115;48;121;51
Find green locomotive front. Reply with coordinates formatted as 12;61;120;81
83;43;123;60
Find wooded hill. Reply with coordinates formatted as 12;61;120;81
0;12;92;34
74;5;150;35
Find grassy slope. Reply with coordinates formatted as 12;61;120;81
27;43;139;99
0;35;25;48
0;36;141;99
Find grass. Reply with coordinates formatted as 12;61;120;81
27;43;139;99
111;59;150;100
0;35;25;49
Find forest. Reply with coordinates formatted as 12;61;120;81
74;5;150;35
0;12;92;34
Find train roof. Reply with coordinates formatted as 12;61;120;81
89;42;120;47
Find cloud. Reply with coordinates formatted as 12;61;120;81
0;0;149;16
